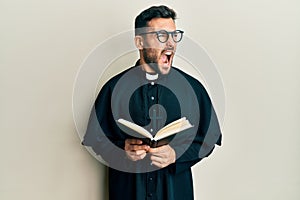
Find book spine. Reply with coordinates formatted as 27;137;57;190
150;140;158;148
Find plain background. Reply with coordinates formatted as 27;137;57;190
1;0;299;199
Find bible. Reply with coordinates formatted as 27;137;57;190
116;117;193;148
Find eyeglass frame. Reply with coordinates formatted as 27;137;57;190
139;29;184;43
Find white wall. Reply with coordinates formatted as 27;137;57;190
1;0;299;200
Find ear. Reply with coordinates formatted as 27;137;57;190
134;36;144;50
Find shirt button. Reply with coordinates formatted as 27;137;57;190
151;82;155;85
148;193;153;197
151;96;155;100
150;128;153;132
149;177;153;181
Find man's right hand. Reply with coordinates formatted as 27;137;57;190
124;139;150;161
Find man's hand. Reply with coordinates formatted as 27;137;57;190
148;145;176;168
125;139;150;161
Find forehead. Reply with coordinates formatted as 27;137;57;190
147;18;176;31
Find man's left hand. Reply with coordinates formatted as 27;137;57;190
148;145;176;168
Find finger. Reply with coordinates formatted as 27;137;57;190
151;155;173;168
135;149;147;156
148;145;167;153
126;139;143;145
130;151;147;158
148;147;161;154
126;144;150;151
150;160;164;168
150;154;163;163
126;151;147;161
149;151;163;159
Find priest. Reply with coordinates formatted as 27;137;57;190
82;5;222;200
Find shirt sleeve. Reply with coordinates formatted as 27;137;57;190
82;82;129;166
168;80;222;174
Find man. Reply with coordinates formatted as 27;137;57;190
83;5;222;200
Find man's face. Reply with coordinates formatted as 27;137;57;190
141;18;177;75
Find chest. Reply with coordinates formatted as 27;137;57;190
128;83;181;134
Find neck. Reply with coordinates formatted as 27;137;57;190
139;57;157;74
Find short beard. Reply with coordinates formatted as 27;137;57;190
142;48;161;74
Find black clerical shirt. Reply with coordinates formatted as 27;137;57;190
83;61;222;200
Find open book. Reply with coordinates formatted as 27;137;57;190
116;117;193;148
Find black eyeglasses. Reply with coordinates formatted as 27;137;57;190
140;30;184;43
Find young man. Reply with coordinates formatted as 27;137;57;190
83;5;222;200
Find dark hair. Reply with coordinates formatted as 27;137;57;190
135;5;177;35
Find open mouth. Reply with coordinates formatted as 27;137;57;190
161;50;173;65
165;51;172;62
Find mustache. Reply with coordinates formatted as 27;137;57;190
162;47;175;52
142;47;175;52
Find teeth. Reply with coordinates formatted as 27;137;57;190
164;51;172;55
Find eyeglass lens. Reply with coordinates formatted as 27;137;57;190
157;30;183;43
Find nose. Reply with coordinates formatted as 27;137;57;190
166;34;175;48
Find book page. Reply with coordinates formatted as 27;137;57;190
158;117;187;131
154;117;193;141
117;119;153;139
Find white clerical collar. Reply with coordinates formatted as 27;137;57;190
146;73;159;81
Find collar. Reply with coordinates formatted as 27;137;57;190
135;59;159;80
146;73;159;80
134;59;173;81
